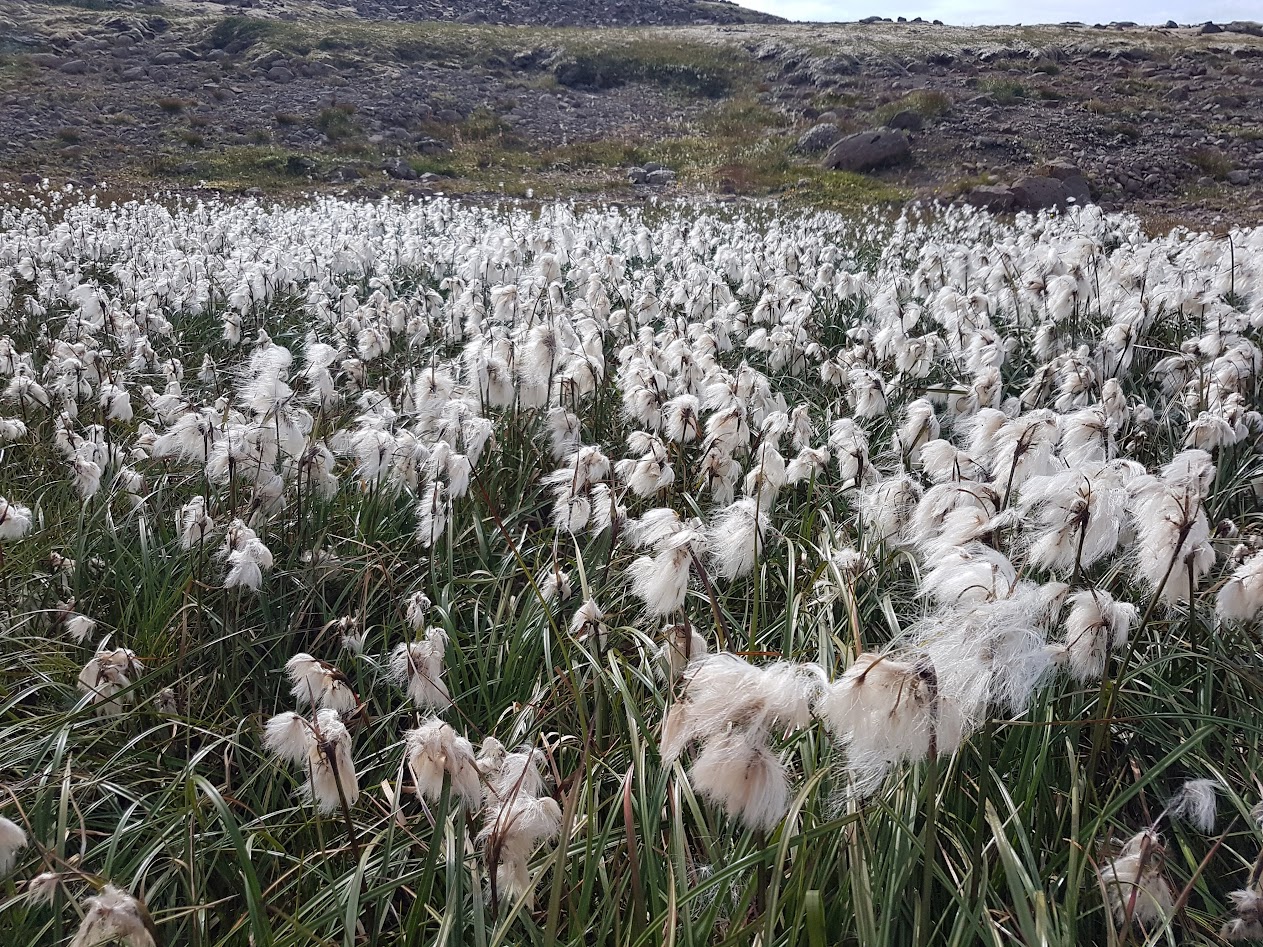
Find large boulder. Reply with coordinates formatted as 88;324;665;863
821;128;911;173
1011;175;1069;210
1062;175;1092;205
1224;21;1263;36
1041;158;1082;181
966;185;1015;212
796;123;842;154
885;109;923;132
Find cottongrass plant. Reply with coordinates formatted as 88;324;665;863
3;188;1263;946
68;884;159;947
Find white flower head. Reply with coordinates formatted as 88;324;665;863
77;646;143;715
1097;830;1174;927
69;884;157;947
389;628;450;710
0;496;33;540
404;717;481;810
0;815;27;874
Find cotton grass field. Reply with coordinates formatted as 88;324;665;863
1;187;1263;947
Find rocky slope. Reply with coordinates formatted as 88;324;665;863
28;0;782;25
3;3;1262;225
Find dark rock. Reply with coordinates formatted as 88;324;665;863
1227;169;1250;185
383;157;417;180
966;185;1015;211
121;66;146;81
885;109;923;131
152;51;183;66
268;66;295;83
59;60;89;74
1062;174;1092;205
327;165;362;182
1010;175;1069;209
821;128;911;172
285;155;316;175
796;122;842;153
1165;20;1178;28
1200;21;1223;34
1224;21;1263;36
414;137;448;154
627;166;648;184
1041;159;1082;180
435;109;463;123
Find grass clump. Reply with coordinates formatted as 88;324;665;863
551;36;749;98
207;15;278;51
873;89;952;125
1189;145;1234;180
316;103;359;142
978;77;1027;105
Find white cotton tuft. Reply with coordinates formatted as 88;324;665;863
263;711;313;765
661;653;820;768
1167;779;1219;833
77;646;142;715
404;717;482;810
656;623;709;679
706;498;767;581
895;398;940;463
389;628;451;709
69;884;157;947
688;728;791;832
177;496;214;550
1130;480;1215;605
1021;468;1127;574
63;613;97;644
302;708;358;814
540;567;572;603
405;591;432;631
1051;589;1136;682
0;815;27;874
1217;552;1263;623
1222;890;1263;941
815;652;935;794
628;542;694;617
569;598;607;647
0;496;33;540
1097;830;1174;927
479;793;562;910
286;653;359;713
920;542;1016;606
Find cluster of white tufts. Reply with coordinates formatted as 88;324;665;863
2;190;1263;937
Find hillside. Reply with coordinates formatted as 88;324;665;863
3;3;1263;225
29;0;784;26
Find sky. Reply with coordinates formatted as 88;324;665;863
738;0;1262;26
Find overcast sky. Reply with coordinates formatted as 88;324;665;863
738;0;1261;25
